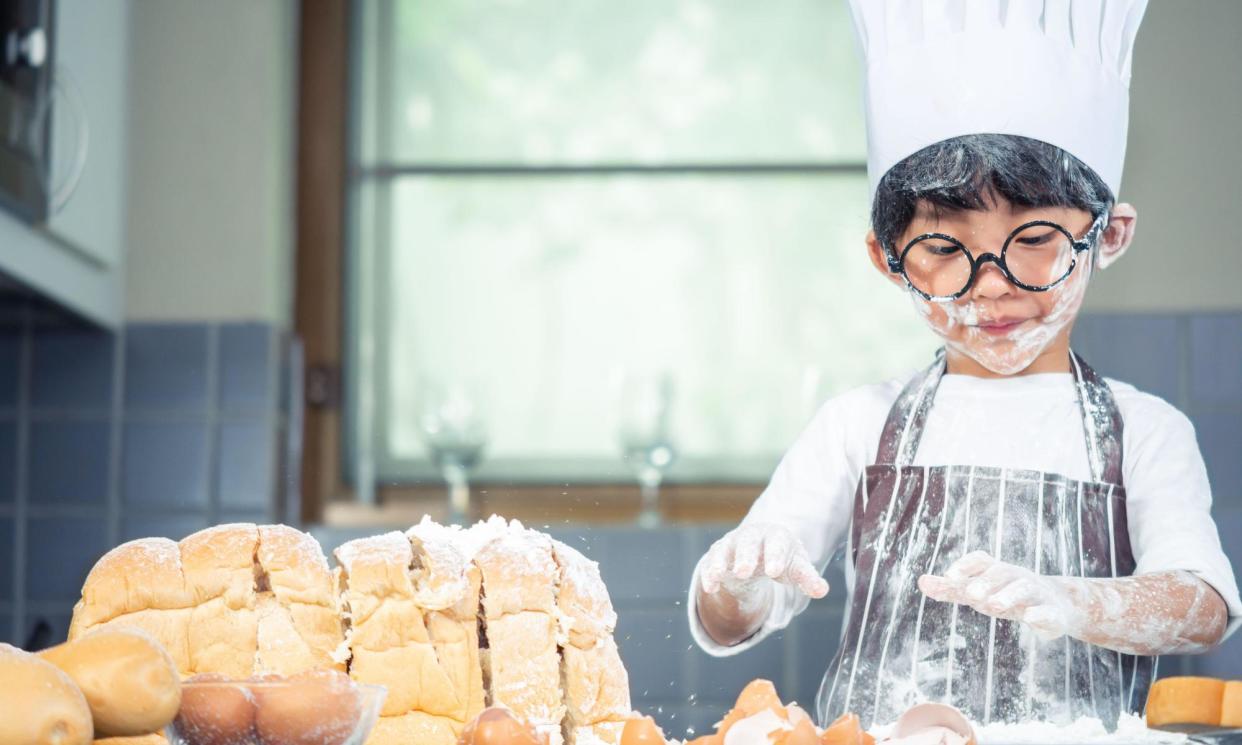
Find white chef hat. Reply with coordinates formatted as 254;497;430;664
848;0;1149;200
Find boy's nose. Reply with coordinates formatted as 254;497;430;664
971;259;1014;299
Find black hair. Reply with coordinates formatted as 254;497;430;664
871;134;1114;255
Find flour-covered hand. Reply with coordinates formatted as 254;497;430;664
699;522;829;602
917;551;1084;640
918;551;1229;655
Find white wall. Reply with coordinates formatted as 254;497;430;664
123;0;298;324
1086;0;1242;312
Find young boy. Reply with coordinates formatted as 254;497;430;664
688;0;1240;729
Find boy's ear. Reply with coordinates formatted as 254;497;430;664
1096;203;1137;270
866;230;907;288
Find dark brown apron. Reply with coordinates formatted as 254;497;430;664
816;351;1156;729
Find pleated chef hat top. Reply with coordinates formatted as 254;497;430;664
848;0;1149;199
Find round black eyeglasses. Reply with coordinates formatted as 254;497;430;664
887;212;1108;301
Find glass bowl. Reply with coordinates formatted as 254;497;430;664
165;676;387;745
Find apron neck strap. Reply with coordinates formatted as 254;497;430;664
874;349;1125;485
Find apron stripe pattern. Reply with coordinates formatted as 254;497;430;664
816;351;1156;728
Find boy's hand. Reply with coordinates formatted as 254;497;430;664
918;551;1083;640
700;523;829;600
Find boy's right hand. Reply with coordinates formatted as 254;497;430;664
700;523;829;600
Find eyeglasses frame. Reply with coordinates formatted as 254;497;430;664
887;211;1110;301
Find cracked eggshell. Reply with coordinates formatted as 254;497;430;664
890;703;976;745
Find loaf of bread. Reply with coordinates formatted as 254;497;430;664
553;539;631;745
39;627;181;737
71;516;634;745
69;523;344;679
0;643;94;745
471;517;566;745
334;526;485;745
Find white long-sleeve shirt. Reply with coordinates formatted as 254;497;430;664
689;370;1242;655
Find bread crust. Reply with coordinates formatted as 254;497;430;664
70;523;343;679
39;627;181;738
0;643;94;745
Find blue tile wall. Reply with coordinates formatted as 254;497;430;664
30;329;115;410
2;317;289;651
22;611;73;651
26;515;109;603
121;512;211;543
122;421;211;509
220;323;275;413
28;420;110;506
1072;314;1183;404
0;419;15;504
124;324;210;412
217;419;275;510
1192;411;1242;506
0;333;20;409
1189;315;1242;408
0;516;13;601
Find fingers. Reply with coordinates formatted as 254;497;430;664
918;574;960;603
700;535;737;594
788;557;830;599
763;531;795;580
944;550;996;582
965;566;1023;603
731;528;764;581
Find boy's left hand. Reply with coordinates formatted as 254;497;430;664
918;551;1083;640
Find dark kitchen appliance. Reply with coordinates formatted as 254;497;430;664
0;0;54;223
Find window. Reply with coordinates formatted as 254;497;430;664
346;0;938;491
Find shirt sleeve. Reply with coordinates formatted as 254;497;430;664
1122;395;1242;641
687;390;870;656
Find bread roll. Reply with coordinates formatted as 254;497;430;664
0;643;94;745
1146;676;1225;727
71;523;343;680
552;540;631;745
39;627;181;737
93;736;167;745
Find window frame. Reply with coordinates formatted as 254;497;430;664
296;0;871;519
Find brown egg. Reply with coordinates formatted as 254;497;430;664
458;707;542;745
254;670;361;745
173;673;257;745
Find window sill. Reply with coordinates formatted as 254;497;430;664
321;482;760;529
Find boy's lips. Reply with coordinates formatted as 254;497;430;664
975;318;1029;336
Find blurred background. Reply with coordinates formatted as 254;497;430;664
0;0;1237;737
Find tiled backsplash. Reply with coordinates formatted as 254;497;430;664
0;310;1239;736
0;318;294;650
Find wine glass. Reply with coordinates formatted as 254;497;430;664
417;379;487;525
617;371;677;528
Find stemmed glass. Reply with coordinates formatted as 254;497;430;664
617;371;677;528
417;380;487;525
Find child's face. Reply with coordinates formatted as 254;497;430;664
868;196;1132;376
